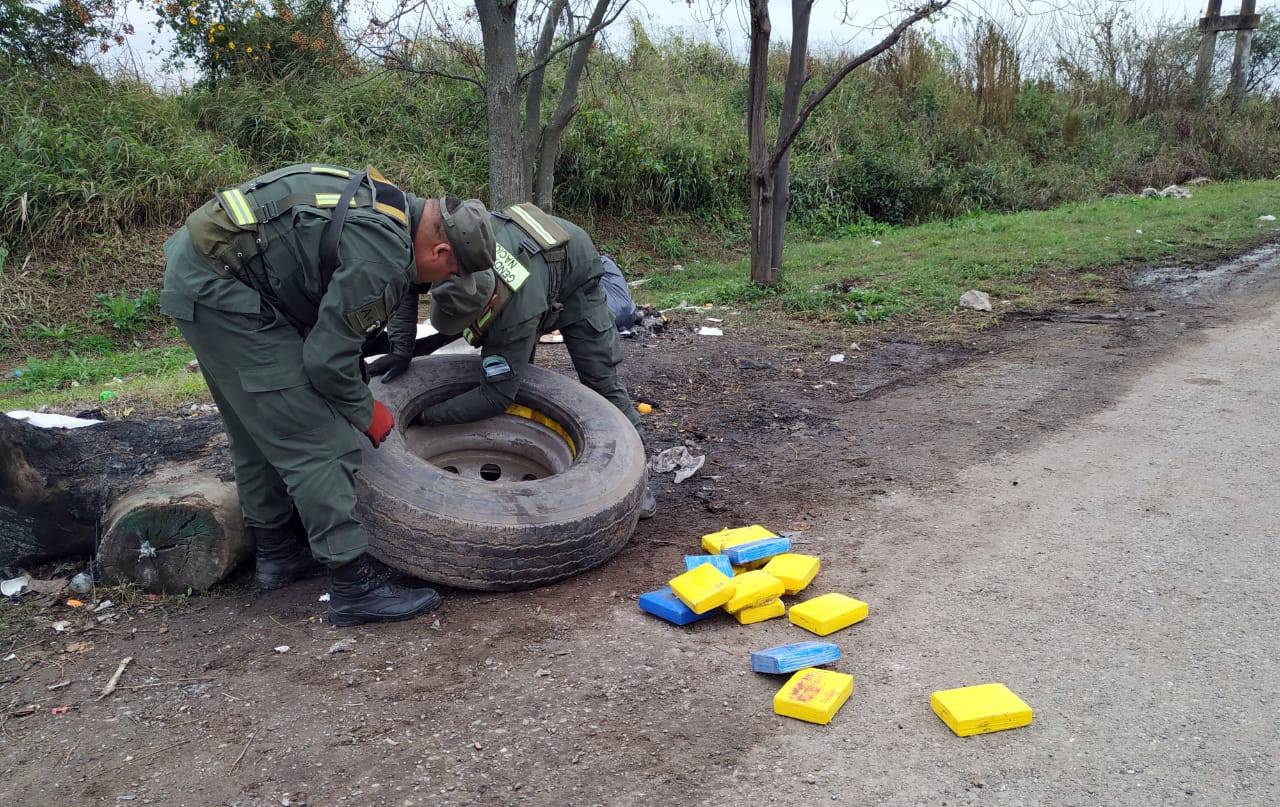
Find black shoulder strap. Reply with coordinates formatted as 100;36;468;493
319;170;369;289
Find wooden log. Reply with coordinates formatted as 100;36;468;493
97;468;250;593
0;413;232;571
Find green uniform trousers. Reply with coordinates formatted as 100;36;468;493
557;287;642;430
175;304;368;567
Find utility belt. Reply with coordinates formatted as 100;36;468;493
185;163;410;338
461;203;572;346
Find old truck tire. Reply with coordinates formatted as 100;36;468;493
356;354;645;591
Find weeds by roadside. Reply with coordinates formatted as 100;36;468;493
637;180;1280;320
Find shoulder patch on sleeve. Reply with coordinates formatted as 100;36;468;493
344;295;390;336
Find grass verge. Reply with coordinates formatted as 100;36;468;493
0;345;207;413
636;180;1280;322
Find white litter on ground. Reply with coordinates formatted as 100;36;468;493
1;575;31;597
4;411;103;429
697;326;724;336
829;354;845;363
650;446;706;484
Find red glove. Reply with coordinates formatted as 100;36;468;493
365;400;395;448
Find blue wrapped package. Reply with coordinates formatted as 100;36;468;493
683;554;735;577
722;536;792;565
638;586;715;626
750;641;843;674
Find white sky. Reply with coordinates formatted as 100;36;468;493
100;0;1234;83
639;0;1220;52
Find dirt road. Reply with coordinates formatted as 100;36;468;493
709;263;1280;806
2;247;1278;806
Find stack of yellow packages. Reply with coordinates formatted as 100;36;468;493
639;522;1034;735
638;524;874;725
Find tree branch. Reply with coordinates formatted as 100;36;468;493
517;0;633;81
372;45;487;89
533;0;613;205
768;0;949;173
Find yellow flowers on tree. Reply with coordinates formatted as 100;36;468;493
153;0;352;82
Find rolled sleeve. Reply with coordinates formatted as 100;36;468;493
421;315;540;424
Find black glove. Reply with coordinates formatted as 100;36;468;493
366;353;410;383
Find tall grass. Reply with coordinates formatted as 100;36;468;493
0;59;250;250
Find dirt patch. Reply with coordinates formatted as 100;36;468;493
0;227;175;364
2;243;1278;806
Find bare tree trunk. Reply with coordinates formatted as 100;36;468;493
746;1;945;286
523;0;568;195
747;0;776;286
533;0;611;210
769;0;814;271
476;0;529;207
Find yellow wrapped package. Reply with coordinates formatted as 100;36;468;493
773;668;854;724
931;683;1033;737
701;525;777;554
788;593;868;636
734;598;785;625
724;570;785;614
763;553;821;594
669;563;735;614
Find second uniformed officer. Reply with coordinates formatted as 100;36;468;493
367;201;657;518
161;163;495;624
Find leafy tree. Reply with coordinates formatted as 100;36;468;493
1247;9;1280;93
152;0;352;81
0;0;122;65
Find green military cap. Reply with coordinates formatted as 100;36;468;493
430;269;496;335
441;197;496;275
406;194;426;237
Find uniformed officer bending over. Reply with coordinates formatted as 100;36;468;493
161;163;495;625
367;201;657;518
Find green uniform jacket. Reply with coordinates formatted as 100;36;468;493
160;165;418;431
389;214;624;425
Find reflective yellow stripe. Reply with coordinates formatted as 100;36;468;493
508;204;557;245
504;404;577;457
374;201;408;226
314;193;358;208
367;165;390;184
225;189;256;225
310;166;351;178
218;189;256;226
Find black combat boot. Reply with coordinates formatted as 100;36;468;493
639;472;657;520
252;524;322;591
327;554;442;627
